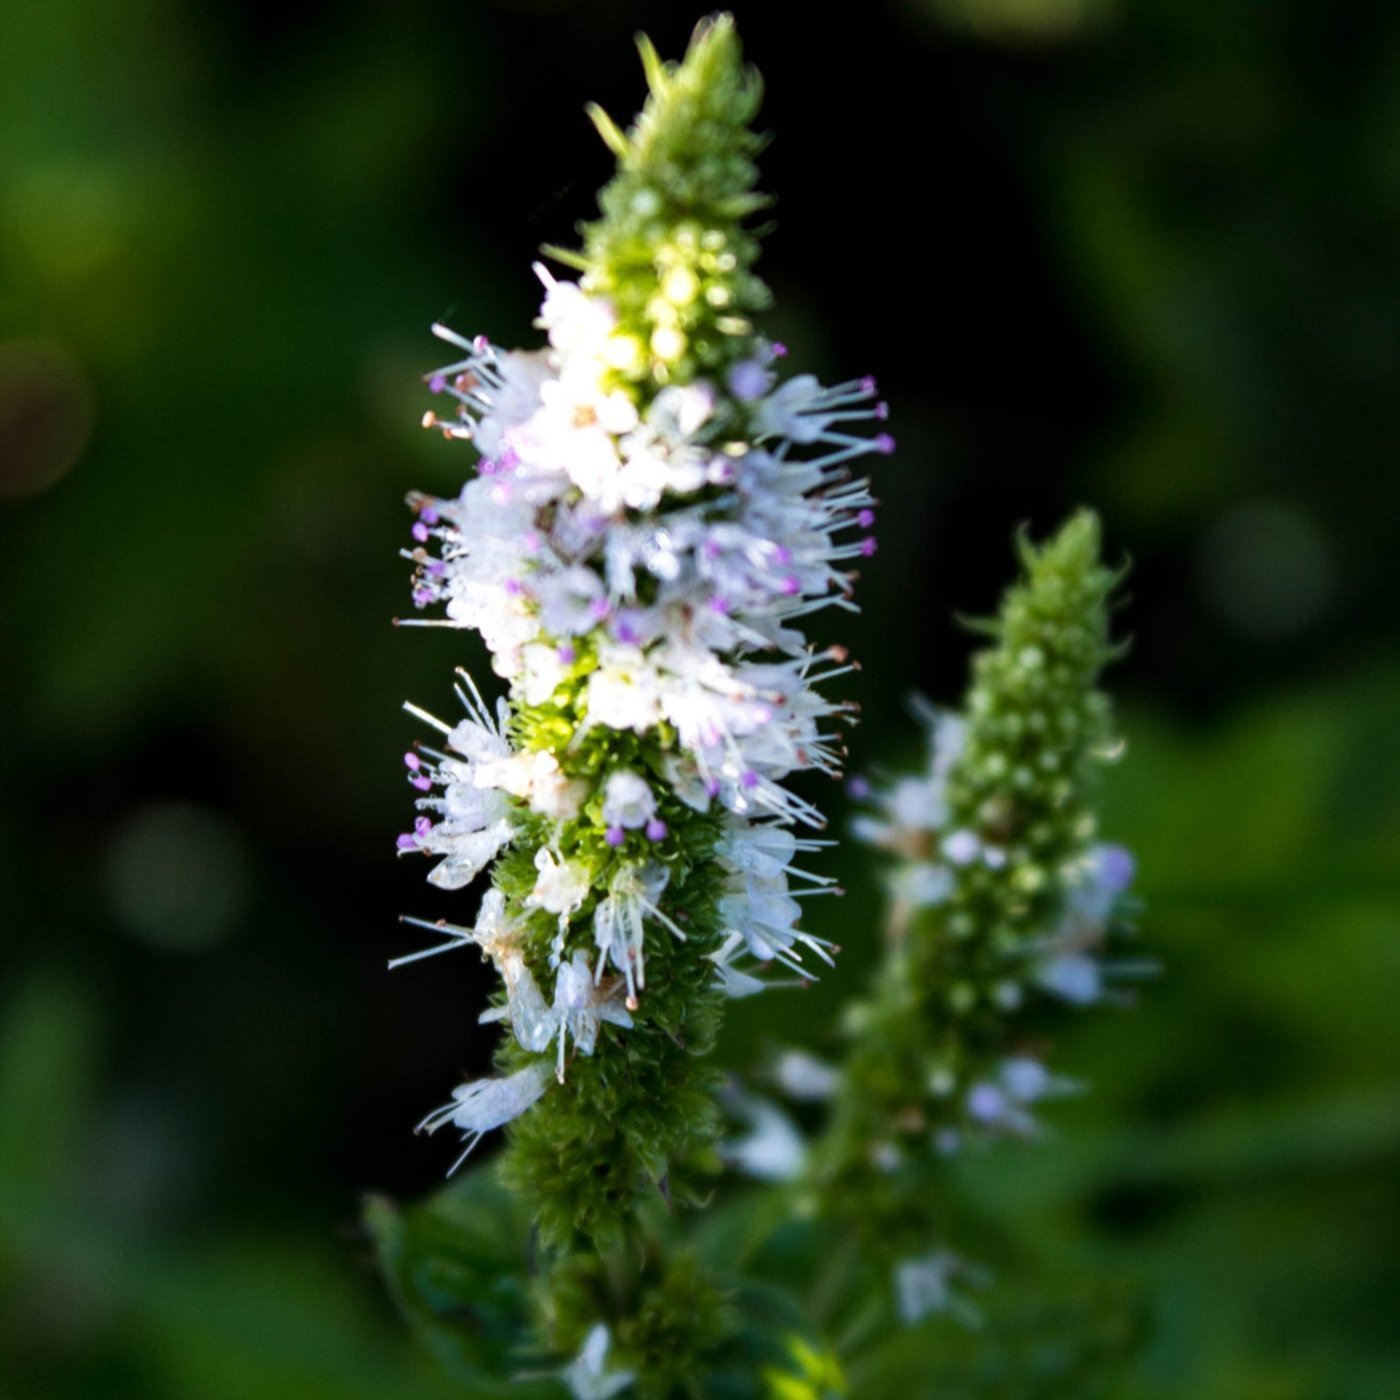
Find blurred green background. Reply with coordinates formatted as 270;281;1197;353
1;0;1397;1395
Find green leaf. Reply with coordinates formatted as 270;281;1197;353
365;1166;555;1393
0;974;97;1192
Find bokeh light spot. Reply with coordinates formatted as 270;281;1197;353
1198;498;1334;639
101;801;252;953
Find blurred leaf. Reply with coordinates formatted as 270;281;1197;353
0;974;96;1192
365;1166;556;1394
845;1280;1146;1400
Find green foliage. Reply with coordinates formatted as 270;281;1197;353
761;1334;847;1400
364;1169;543;1389
845;1281;1146;1400
0;974;97;1195
0;980;502;1400
568;13;771;396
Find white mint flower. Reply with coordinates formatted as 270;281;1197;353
524;752;587;820
585;646;663;733
709;933;768;999
472;749;584;821
560;1323;636;1400
520;641;571;706
601;770;658;833
390;885;523;971
892;861;955;911
715;850;837;978
963;1056;1080;1142
416;1061;552;1174
396;691;518;892
527;848;591;919
420;825;514;892
549;952;635;1075
536;266;616;361
592;862;685;1005
534;565;608;639
1030;842;1148;1006
469;349;551;460
485;950;633;1082
893;1249;988;1329
721;1092;806;1182
772;1049;840;1102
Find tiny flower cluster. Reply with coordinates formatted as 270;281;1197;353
396;263;887;1164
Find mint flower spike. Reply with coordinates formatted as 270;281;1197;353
394;16;892;1249
816;511;1141;1308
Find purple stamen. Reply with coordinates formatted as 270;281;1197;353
403;752;421;771
857;509;876;528
772;342;789;358
847;776;872;799
411;775;433;793
412;588;433;607
645;818;668;842
604;826;626;848
420;505;440;525
860;537;878;557
412;522;430;543
414;816;432;836
426;560;446;577
428;374;447;394
875;402;890;421
396;833;417;851
772;544;793;566
709;595;730;615
781;574;801;596
557;644;576;665
860;374;878;394
504;578;523;597
740;770;760;789
874;433;896;455
589;597;611;620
